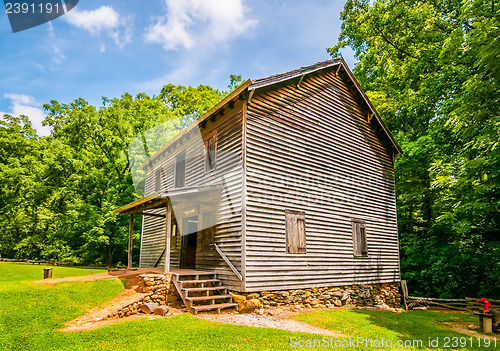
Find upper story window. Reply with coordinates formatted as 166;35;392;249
285;210;306;254
204;132;217;172
351;219;368;257
154;168;162;193
175;152;186;188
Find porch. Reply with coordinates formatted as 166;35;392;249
113;186;223;273
109;267;237;314
113;187;240;313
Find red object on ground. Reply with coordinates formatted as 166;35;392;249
476;298;491;313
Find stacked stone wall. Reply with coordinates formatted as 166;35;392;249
106;274;178;319
231;283;401;312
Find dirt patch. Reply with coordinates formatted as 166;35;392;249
33;272;119;284
197;310;345;337
33;268;163;285
442;321;487;338
63;313;169;332
62;288;146;332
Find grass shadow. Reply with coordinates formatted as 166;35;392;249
294;309;490;350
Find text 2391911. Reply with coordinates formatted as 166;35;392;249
5;2;62;14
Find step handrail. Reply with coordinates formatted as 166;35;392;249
171;275;187;306
212;243;243;281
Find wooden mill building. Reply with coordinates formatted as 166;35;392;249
115;58;402;312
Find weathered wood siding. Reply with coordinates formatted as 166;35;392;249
140;100;245;290
244;70;400;291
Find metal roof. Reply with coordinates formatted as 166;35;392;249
113;185;223;214
249;59;342;90
141;57;401;169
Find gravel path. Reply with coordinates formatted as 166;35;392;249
197;312;344;337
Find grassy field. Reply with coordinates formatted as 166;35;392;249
0;262;107;282
294;309;492;349
0;263;495;350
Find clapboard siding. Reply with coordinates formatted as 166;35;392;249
136;60;401;294
244;69;400;291
139;99;244;290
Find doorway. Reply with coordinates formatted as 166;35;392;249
181;215;198;269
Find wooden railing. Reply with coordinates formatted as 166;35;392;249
402;281;500;312
171;275;187;306
212;243;243;281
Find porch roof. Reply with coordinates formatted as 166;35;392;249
113;184;223;215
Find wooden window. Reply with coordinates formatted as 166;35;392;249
154;168;162;193
204;133;217;172
285;210;306;254
352;220;368;257
175;152;186;188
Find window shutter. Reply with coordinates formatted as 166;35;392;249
360;223;367;255
204;139;209;171
352;220;367;257
155;168;161;193
204;133;217;172
175;153;186;188
285;211;293;253
297;212;306;253
285;210;306;254
351;221;358;255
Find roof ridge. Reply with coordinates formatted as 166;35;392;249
250;58;341;87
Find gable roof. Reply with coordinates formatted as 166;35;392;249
142;58;401;169
248;58;402;156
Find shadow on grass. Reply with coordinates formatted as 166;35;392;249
350;309;475;339
294;309;488;350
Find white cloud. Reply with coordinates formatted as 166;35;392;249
2;94;51;136
64;6;120;33
64;6;132;48
50;45;66;65
145;0;258;51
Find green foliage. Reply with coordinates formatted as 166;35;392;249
0;81;225;266
330;0;500;297
227;74;244;91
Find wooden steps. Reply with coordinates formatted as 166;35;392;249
191;302;238;314
183;286;227;293
185;294;232;302
171;271;237;314
179;279;219;285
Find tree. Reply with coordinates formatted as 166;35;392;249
41;85;222;266
330;0;500;297
0;76;241;266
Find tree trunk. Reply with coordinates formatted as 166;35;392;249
105;241;113;268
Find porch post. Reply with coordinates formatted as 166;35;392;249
127;213;133;270
164;200;172;273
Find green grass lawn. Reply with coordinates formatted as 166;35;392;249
0;262;496;350
294;309;495;350
0;262;107;282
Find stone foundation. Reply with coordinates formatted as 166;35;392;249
106;273;178;319
107;276;400;318
231;283;401;312
136;273;179;302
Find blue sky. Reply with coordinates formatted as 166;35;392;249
0;0;354;135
